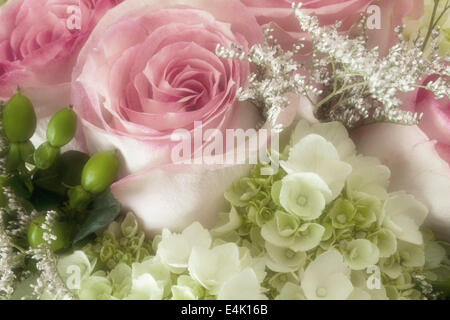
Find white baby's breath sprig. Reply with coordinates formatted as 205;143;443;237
27;210;75;300
0;209;23;300
216;29;321;132
217;3;449;130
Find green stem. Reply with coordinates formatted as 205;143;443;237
422;0;441;51
432;1;450;30
317;82;367;108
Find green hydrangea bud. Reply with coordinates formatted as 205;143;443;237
368;229;397;258
328;198;355;229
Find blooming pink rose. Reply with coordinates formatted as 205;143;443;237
353;78;450;240
241;0;372;36
242;0;424;56
72;0;292;234
0;0;120;119
411;75;450;163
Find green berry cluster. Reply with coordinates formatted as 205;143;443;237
0;91;121;253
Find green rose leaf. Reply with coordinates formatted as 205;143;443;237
73;189;121;243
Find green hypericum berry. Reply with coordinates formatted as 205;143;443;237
27;215;73;251
81;151;119;194
46;108;77;147
2;92;37;143
68;185;92;211
5;143;22;171
34;141;60;170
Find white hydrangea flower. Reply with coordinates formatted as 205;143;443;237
79;276;112;300
171;275;204;300
278;173;332;220
211;207;242;236
301;250;353;300
398;241;425;268
131;257;172;298
383;192;428;245
188;243;241;295
291;120;356;160
281;134;352;200
265;242;307;273
57;250;96;286
275;282;306;300
217;268;266;300
350;271;388;300
261;212;324;252
346;155;391;200
343;239;380;270
156;222;212;273
126;273;164;300
171;285;197;300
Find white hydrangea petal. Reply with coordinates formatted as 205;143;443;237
57;250;95;282
217;268;265;300
211;207;242;236
188;243;241;294
344;239;380;270
275;282;306;300
301;251;353;300
348;288;372;300
290;223;325;252
261;220;295;248
384;192;428;245
79;276;112;300
282;134;352;200
369;229;397;258
265;242;306;273
398;241;425;268
346;155;391;199
425;241;446;269
156;222;211;272
126;274;164;300
279;173;331;220
171;285;197;300
291;120;356;160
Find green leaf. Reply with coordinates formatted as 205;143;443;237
4;175;33;199
32;160;65;195
73;189;121;243
60;151;89;187
30;187;64;211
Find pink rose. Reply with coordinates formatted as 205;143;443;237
0;0;119;119
366;0;424;56
241;0;372;35
353;81;450;240
72;0;286;234
412;75;450;163
242;0;424;57
241;0;372;51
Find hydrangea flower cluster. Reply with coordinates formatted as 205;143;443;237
54;121;450;300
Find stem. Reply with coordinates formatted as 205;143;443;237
317;82;367;108
432;1;450;30
422;0;441;51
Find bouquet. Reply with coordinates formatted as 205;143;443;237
0;0;449;300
